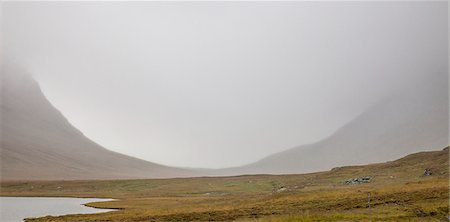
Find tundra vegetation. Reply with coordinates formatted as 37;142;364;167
1;148;448;222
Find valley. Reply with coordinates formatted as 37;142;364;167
2;148;448;221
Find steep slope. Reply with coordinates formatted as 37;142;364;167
0;65;197;180
219;73;449;175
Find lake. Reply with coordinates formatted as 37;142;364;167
0;197;115;222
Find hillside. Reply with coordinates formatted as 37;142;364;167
217;72;449;175
1;147;448;221
0;65;198;180
1;64;447;180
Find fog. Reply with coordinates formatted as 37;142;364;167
1;2;447;168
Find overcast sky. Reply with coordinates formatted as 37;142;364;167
1;2;448;168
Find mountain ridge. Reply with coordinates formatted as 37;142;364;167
0;65;199;180
1;65;447;180
213;72;448;175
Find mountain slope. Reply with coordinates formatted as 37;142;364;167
0;65;197;180
218;73;449;175
1;64;447;180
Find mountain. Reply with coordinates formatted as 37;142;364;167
1;63;447;180
217;73;449;175
0;65;198;180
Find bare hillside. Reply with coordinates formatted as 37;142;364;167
217;73;449;175
0;66;198;180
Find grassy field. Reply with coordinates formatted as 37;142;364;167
1;148;448;221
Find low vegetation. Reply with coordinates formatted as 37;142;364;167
1;148;448;221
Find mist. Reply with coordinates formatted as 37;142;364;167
1;1;448;168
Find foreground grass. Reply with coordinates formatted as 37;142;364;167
1;148;448;221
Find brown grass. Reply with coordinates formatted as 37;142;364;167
1;148;448;221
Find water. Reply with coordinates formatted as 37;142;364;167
0;197;116;222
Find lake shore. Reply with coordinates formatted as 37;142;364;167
0;197;116;222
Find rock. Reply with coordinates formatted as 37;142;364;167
277;187;287;192
413;208;428;217
423;169;432;176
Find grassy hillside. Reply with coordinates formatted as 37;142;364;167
1;147;448;221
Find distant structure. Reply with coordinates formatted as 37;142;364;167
345;176;372;185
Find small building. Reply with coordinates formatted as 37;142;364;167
345;176;372;185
